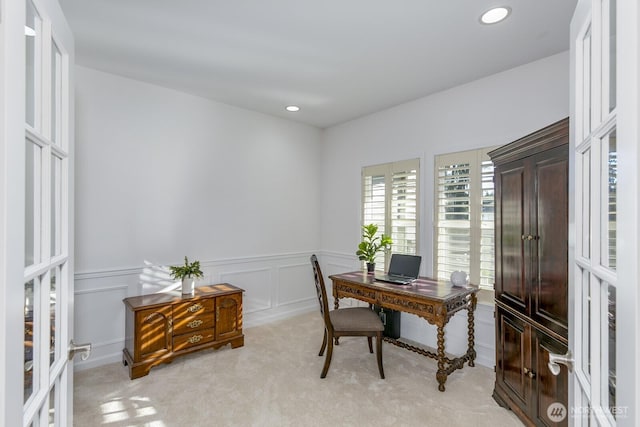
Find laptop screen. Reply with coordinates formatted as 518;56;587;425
387;254;422;278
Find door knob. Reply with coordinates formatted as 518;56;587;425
548;350;574;375
68;340;92;361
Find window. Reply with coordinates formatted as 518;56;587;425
434;148;495;290
362;159;419;269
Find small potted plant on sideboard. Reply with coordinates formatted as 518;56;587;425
356;224;392;273
170;256;204;295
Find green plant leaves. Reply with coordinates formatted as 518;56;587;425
169;256;204;280
355;224;392;263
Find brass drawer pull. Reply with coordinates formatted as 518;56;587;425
187;319;203;329
187;303;203;313
523;367;536;379
188;334;203;344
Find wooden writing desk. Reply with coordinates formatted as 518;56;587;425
329;271;478;391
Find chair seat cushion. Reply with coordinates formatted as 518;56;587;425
329;307;384;332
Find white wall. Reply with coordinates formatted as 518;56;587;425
320;52;570;367
75;66;322;271
74;66;322;368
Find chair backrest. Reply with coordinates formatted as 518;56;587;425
310;255;331;328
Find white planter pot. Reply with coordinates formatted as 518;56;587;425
182;277;196;295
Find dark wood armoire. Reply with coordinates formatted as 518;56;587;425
489;118;570;426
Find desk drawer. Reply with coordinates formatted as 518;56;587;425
173;328;215;352
172;313;214;336
173;298;214;319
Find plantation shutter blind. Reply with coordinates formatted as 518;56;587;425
391;167;418;255
435;149;495;290
363;165;387;267
362;159;419;269
479;158;496;288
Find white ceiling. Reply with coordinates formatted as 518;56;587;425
58;0;577;128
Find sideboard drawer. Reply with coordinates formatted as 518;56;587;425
173;313;215;336
173;328;215;352
173;298;214;318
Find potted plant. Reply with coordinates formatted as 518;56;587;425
170;256;204;295
356;224;392;273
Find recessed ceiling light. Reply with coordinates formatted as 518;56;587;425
285;105;300;112
480;7;511;24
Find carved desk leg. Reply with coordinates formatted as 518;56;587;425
467;294;477;367
436;324;447;392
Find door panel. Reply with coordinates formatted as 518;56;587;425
496;164;527;311
216;294;242;340
138;307;171;358
19;0;76;424
532;148;569;337
496;308;529;405
534;329;569;426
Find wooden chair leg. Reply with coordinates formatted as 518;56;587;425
321;332;334;378
376;332;385;379
319;329;328;356
367;336;373;353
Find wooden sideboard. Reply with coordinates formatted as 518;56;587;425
122;283;244;379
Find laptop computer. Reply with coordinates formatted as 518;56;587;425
374;254;422;285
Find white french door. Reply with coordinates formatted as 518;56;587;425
570;0;639;425
1;0;82;425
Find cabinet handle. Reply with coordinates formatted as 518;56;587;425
521;234;527;240
188;334;203;344
187;303;203;313
187;319;203;329
523;367;536;379
216;307;220;322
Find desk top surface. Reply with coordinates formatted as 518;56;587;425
329;271;478;302
123;283;244;309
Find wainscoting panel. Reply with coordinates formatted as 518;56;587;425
219;267;273;314
277;262;316;306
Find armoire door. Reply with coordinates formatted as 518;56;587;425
530;145;569;338
494;161;527;313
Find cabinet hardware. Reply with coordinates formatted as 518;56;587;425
187;303;203;313
548;350;574;375
188;334;203;344
187;319;203;328
216;307;220;322
523;367;536;379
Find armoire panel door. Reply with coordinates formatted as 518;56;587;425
531;146;569;337
495;163;528;312
496;307;530;407
533;328;569;427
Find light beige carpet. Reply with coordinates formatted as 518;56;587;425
74;311;522;427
